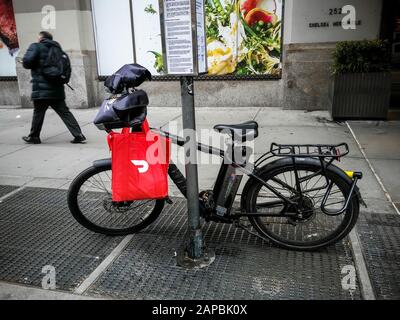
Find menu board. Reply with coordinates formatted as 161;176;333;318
161;0;195;75
159;0;207;75
196;0;207;74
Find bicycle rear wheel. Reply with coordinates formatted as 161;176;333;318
242;158;359;251
68;164;164;236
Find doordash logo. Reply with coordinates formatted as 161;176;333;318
131;160;149;173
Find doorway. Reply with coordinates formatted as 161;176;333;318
381;0;400;112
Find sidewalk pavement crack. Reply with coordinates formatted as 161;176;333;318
161;114;182;129
253;107;262;121
346;122;400;216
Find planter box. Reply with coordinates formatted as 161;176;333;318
329;72;391;120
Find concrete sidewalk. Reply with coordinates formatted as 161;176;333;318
0;106;399;300
347;121;400;213
0;281;103;300
0;106;396;208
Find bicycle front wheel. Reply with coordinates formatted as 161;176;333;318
242;159;360;251
68;164;164;236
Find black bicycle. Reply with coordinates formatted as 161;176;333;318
68;119;365;251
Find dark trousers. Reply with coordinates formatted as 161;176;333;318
29;99;82;138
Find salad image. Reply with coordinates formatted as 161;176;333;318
206;0;238;75
206;0;282;76
237;0;281;75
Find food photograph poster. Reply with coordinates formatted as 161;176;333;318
147;0;283;76
204;0;283;76
93;0;283;77
0;0;19;77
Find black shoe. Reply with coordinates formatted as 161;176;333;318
71;134;87;144
22;136;41;144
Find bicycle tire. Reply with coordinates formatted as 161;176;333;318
68;164;164;236
241;158;360;251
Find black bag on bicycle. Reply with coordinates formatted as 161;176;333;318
94;90;148;130
104;64;152;94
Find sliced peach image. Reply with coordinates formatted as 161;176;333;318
241;0;259;15
244;7;277;26
241;0;277;16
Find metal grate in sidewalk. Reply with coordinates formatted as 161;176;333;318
0;187;123;291
357;212;400;300
0;185;19;199
0;186;366;299
87;198;361;300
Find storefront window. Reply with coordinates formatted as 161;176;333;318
91;0;135;76
0;0;19;77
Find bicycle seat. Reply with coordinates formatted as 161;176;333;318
214;121;259;140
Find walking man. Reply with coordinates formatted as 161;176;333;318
22;31;86;144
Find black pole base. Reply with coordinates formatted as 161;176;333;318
177;229;215;269
176;246;215;269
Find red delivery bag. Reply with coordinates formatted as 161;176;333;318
107;120;171;202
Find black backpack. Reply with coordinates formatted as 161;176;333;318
42;45;71;85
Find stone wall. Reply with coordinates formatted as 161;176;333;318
282;43;336;110
94;42;334;111
95;79;284;109
0;80;21;107
4;42;336;111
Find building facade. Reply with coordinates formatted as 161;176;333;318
0;0;397;110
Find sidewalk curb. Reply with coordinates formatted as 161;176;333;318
0;282;104;300
348;229;376;300
74;235;135;295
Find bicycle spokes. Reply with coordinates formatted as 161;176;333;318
76;170;155;230
255;169;348;242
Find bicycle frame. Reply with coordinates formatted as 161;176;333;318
101;126;361;219
153;128;354;219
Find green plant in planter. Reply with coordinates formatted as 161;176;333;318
329;40;392;120
332;40;391;74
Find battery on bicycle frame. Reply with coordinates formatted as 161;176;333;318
213;164;243;217
212;146;252;216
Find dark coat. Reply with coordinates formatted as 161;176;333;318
22;39;66;100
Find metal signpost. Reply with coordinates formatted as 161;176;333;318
159;0;214;268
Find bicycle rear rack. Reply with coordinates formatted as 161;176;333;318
254;142;361;217
270;142;349;159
